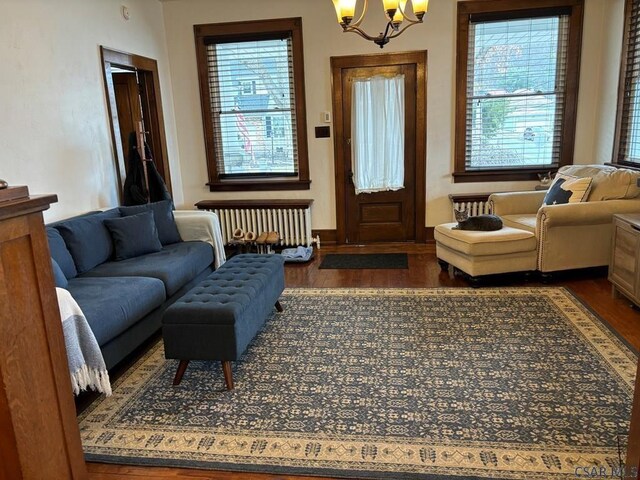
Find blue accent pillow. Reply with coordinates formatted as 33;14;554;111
46;227;77;279
50;258;68;288
55;209;121;274
104;211;163;261
542;174;593;206
119;200;181;246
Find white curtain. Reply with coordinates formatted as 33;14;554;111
351;74;405;195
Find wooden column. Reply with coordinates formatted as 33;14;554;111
0;186;87;479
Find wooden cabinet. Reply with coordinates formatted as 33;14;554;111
0;186;87;479
609;214;640;307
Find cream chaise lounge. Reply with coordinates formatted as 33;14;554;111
436;165;640;284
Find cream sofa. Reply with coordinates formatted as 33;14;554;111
489;165;640;277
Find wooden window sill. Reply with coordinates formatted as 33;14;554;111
453;168;557;183
207;179;311;192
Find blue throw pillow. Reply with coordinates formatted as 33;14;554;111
46;227;77;279
104;211;163;261
55;209;121;274
50;258;68;288
119;200;181;246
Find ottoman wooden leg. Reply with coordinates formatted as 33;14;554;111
437;258;449;271
468;276;482;288
275;300;283;312
222;361;234;390
173;360;190;385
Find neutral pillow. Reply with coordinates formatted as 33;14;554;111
119;200;181;246
50;258;68;288
104;211;163;261
557;164;640;201
543;173;593;206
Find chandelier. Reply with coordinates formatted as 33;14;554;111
331;0;429;48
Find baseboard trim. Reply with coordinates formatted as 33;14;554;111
425;227;435;244
312;229;337;245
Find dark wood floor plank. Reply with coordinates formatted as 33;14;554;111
87;244;640;479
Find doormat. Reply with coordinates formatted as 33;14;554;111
79;288;636;479
319;253;408;269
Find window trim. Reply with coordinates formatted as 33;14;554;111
613;0;640;168
194;17;310;191
453;0;584;183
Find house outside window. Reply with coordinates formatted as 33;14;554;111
613;0;640;167
454;0;584;183
194;18;310;191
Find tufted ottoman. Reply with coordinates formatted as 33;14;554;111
162;254;285;390
435;223;537;286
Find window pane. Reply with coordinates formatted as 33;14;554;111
472;17;560;96
628;82;640;162
210;39;298;177
466;16;567;169
468;94;560;168
217;110;296;176
617;0;640;164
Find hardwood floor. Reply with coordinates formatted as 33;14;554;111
87;244;640;480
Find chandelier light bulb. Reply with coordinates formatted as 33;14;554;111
331;0;428;48
335;0;357;23
392;0;408;24
412;0;428;17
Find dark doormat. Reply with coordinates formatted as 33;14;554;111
319;253;408;269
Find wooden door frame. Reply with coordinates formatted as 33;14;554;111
330;51;427;244
100;46;172;202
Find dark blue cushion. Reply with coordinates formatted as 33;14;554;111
46;227;77;279
104;211;162;261
55;209;121;274
81;241;214;296
50;258;68;288
66;276;166;345
162;254;285;361
119;200;181;246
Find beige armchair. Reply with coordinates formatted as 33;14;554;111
489;165;640;276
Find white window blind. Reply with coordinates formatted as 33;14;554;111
618;0;640;164
466;14;570;170
206;36;299;177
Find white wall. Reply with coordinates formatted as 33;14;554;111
0;0;182;221
162;0;625;228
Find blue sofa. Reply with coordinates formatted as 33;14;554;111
47;202;218;370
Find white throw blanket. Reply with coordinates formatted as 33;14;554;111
57;288;112;396
174;210;226;268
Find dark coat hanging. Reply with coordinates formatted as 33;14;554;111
122;132;172;206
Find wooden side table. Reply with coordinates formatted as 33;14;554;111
609;213;640;307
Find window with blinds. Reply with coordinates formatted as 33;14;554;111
615;0;640;165
206;36;298;178
454;1;583;182
194;18;310;191
466;15;569;170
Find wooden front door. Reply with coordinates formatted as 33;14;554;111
331;52;427;245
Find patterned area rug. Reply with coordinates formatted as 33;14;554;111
79;288;636;479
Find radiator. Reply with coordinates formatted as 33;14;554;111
204;206;316;247
452;199;493;218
